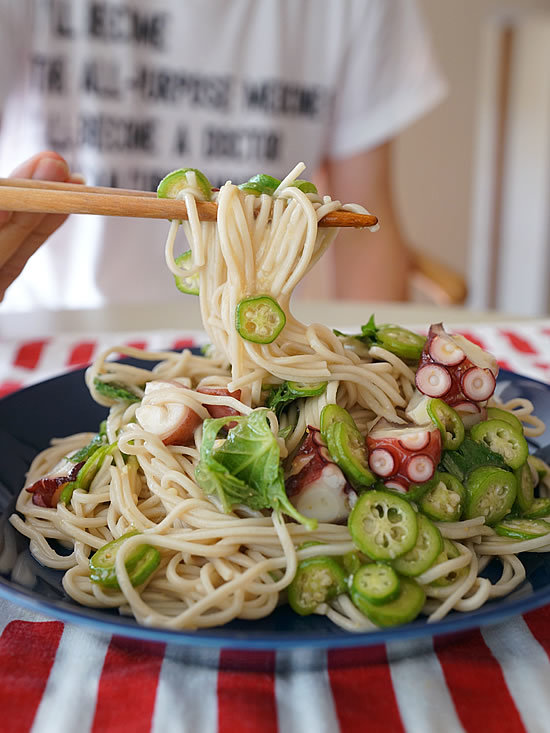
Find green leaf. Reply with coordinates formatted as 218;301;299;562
195;415;247;511
69;432;106;463
265;381;327;418
360;314;378;341
93;378;141;403
75;442;118;491
196;410;316;529
61;442;118;504
195;455;258;511
278;425;294;440
265;383;294;418
333;313;377;346
215;409;281;490
334;314;425;360
441;437;508;482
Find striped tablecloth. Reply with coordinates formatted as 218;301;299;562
2;320;550;733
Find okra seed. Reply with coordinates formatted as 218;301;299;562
387;508;401;523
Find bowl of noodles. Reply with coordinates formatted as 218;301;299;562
3;164;550;648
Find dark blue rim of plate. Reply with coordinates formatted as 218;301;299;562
1;362;550;649
0;568;548;650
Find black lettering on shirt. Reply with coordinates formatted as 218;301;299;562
129;67;232;110
81;60;121;99
78;114;157;153
207;173;257;189
45;111;74;151
30;54;66;94
202;127;281;162
173;126;189;155
95;167;120;188
47;0;76;39
125;168;167;191
243;80;322;118
92;166;166;191
88;3;167;50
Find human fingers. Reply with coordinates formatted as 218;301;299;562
0;209;73;299
0;151;71;227
0;152;76;299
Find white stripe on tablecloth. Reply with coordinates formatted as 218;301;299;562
151;645;220;733
34;339;71;383
0;341;18;378
275;649;340;733
0;329;211;391
387;636;465;733
30;624;110;733
482;616;550;733
0;597;56;632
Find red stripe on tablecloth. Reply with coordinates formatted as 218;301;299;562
67;341;96;367
500;330;538;355
126;341;147;351
91;636;165;733
0;380;23;397
0;620;64;733
217;650;278;733
172;338;196;351
13;339;48;369
524;604;550;655
456;331;486;350
434;631;525;732
328;645;404;733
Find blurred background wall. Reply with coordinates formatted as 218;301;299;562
395;0;550;315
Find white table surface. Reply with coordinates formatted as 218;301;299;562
0;300;531;340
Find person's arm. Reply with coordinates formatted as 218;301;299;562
323;142;411;302
0;151;80;302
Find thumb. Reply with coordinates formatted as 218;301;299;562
10;151;71;182
0;152;71;226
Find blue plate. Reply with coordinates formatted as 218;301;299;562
1;364;550;649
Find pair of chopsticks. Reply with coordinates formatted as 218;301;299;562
0;178;378;228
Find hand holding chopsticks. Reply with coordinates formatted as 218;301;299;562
0;176;379;229
0;152;83;301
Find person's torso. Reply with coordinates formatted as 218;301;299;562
0;0;363;310
1;0;358;188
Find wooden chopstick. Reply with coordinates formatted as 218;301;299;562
0;178;378;228
0;177;157;197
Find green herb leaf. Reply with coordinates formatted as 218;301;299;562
360;314;378;342
75;443;118;491
214;409;281;490
93;378;141;403
61;442;118;504
265;381;327;418
441;437;508;482
334;314;425;360
265;383;293;418
278;425;294;440
195;410;316;529
69;433;106;463
333;313;377;344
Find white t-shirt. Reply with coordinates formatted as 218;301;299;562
0;0;445;312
